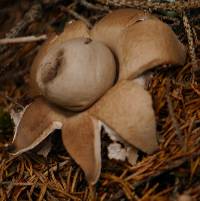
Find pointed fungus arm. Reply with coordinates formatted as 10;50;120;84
91;9;186;80
118;18;186;80
89;81;158;154
10;98;68;155
61;113;101;185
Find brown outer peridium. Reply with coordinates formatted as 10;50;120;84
88;80;158;154
62;113;101;185
11;96;101;185
91;9;186;80
117;18;186;80
30;20;90;97
11;98;71;155
91;9;154;55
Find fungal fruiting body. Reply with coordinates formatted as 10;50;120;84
8;9;186;185
34;37;116;111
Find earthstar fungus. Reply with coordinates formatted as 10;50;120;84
9;9;186;185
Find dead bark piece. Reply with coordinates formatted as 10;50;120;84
61;113;101;185
89;81;158;154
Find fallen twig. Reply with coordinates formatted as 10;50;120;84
0;2;42;54
0;181;33;186
80;0;109;11
97;0;200;11
0;91;24;109
60;4;92;28
183;12;198;72
166;80;184;147
0;35;47;45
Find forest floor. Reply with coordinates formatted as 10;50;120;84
0;1;200;200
